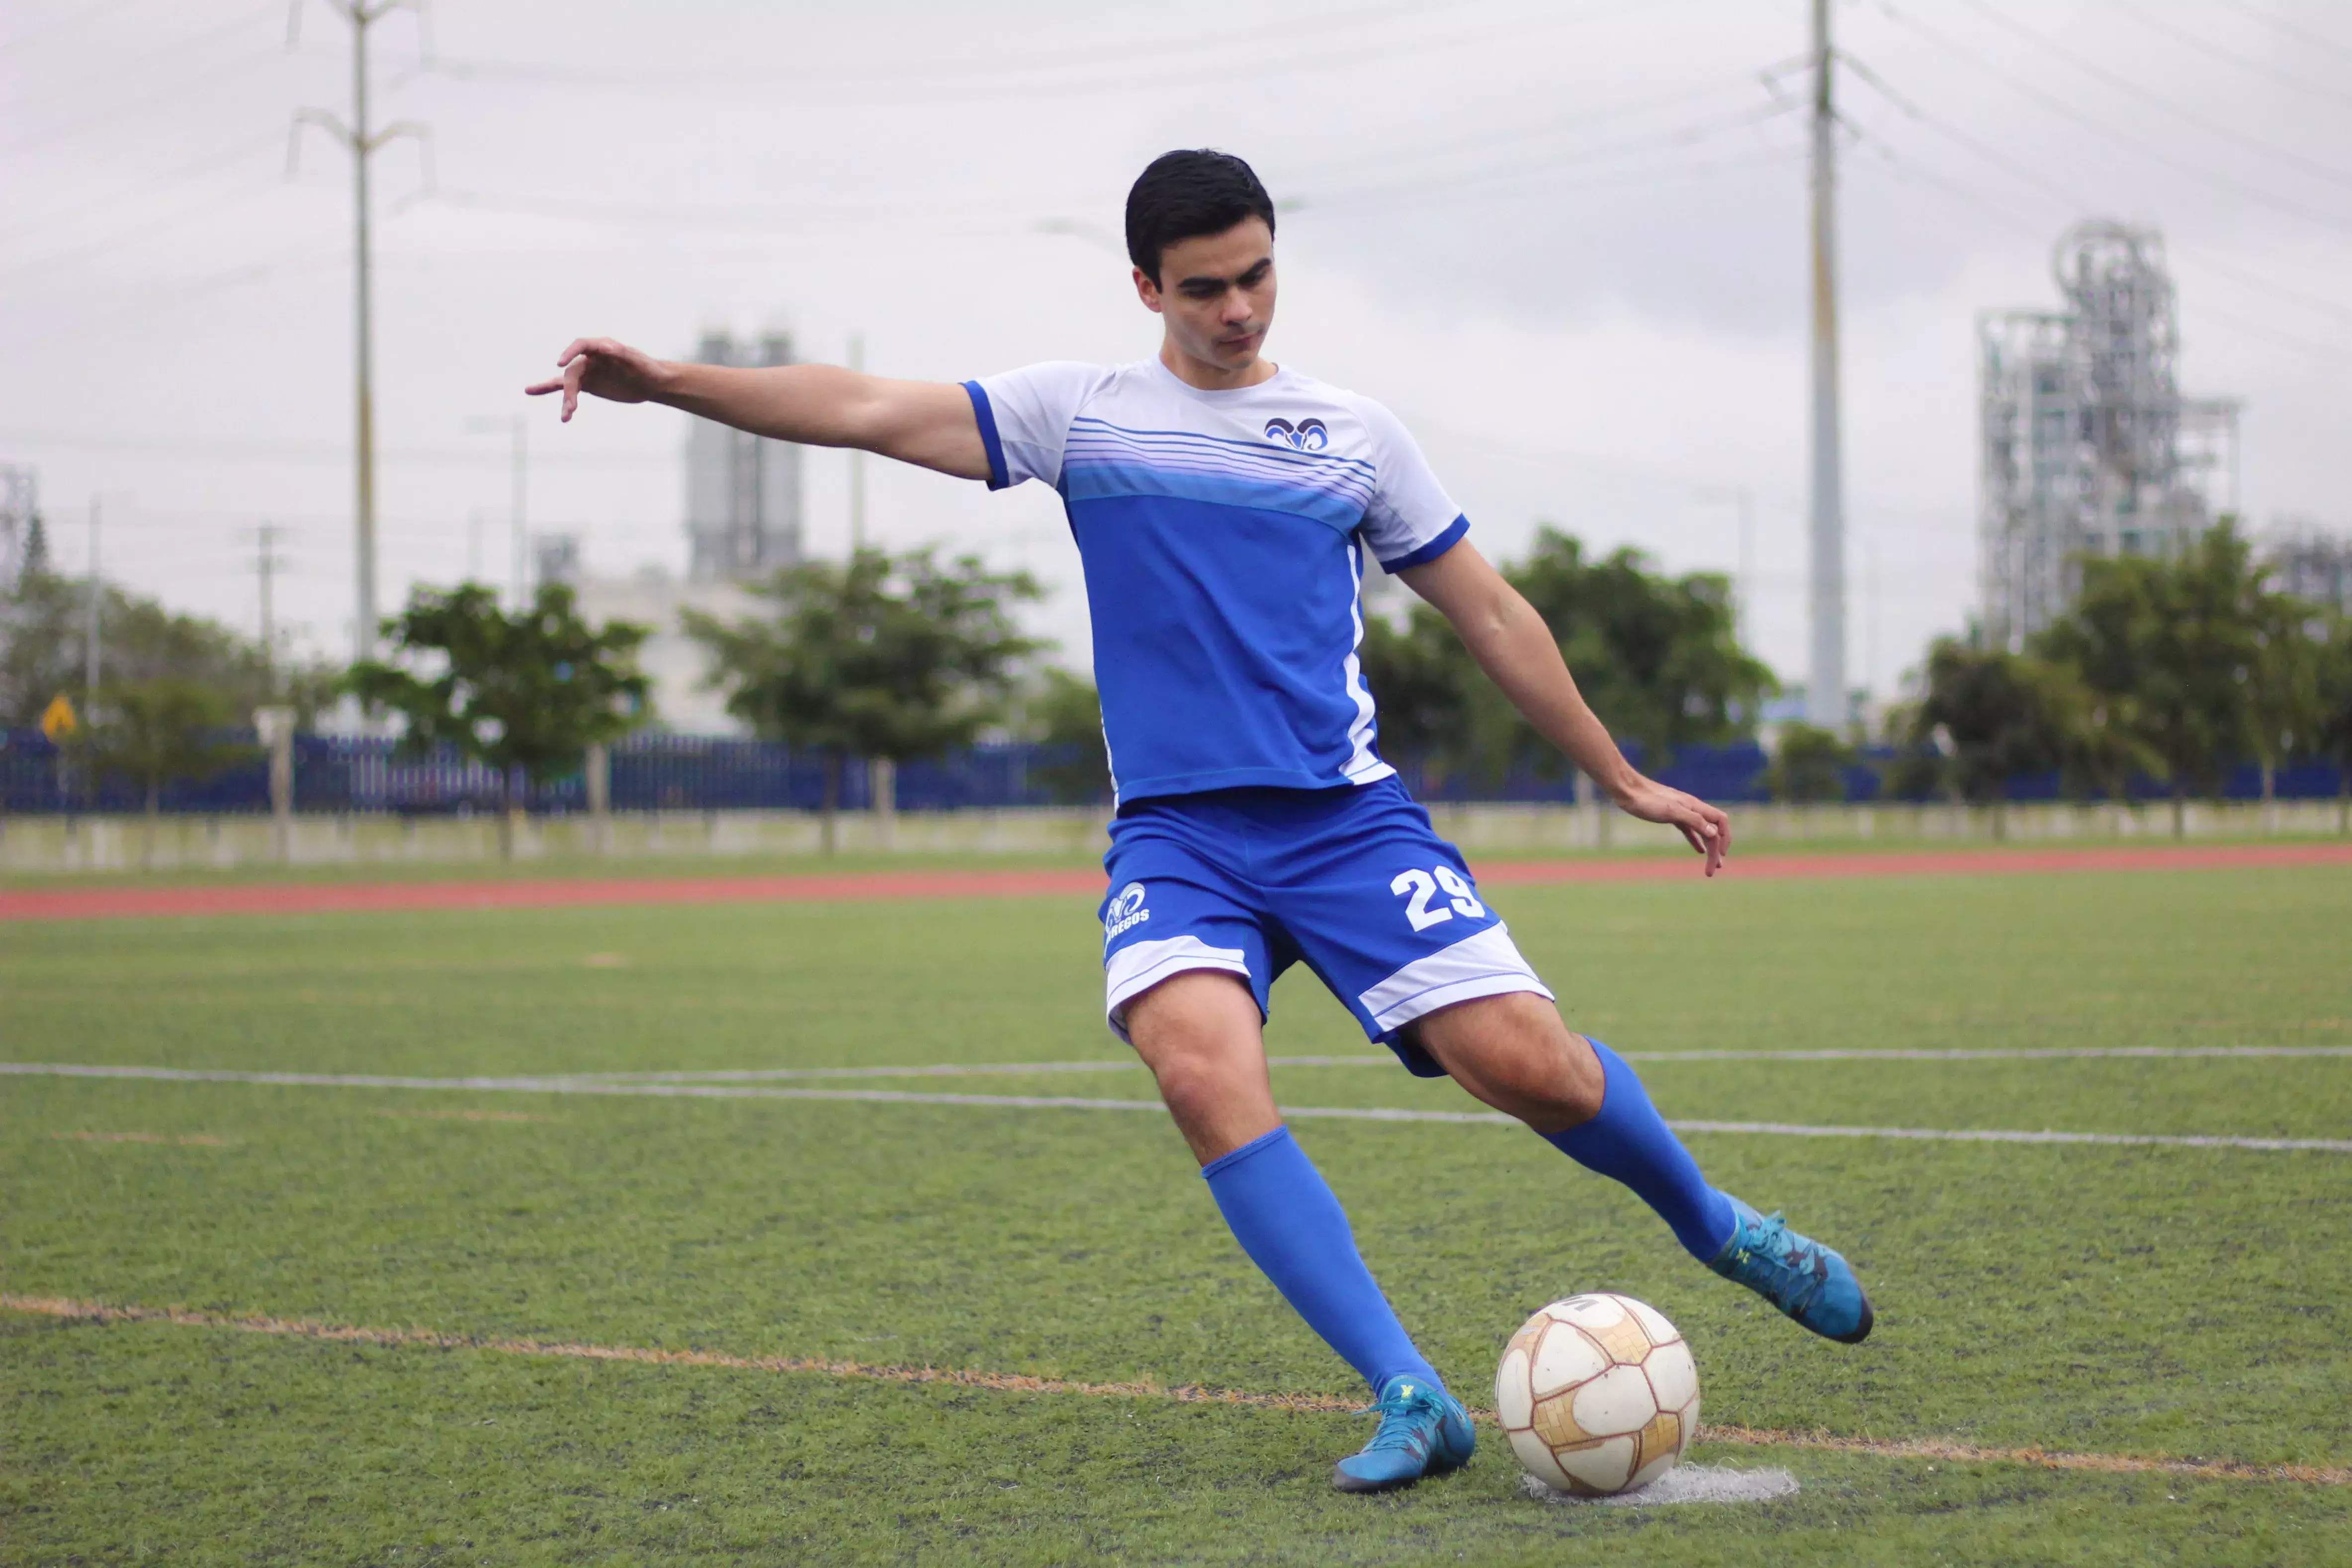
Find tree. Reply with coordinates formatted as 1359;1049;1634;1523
2315;614;2352;835
1895;638;2151;838
2247;592;2326;805
1759;722;1856;803
2034;523;2271;837
72;677;250;821
1356;529;1775;795
347;583;650;854
1;566;338;731
1357;602;1498;791
1018;667;1112;806
1509;529;1775;770
19;511;47;580
684;546;1044;850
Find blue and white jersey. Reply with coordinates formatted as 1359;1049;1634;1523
963;357;1468;806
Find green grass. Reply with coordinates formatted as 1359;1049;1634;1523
4;866;2351;1563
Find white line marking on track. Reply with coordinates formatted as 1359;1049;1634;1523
7;1062;2348;1152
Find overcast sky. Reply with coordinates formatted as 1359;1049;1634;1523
5;0;2349;700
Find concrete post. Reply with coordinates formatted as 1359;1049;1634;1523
870;756;896;851
586;741;610;854
253;707;295;863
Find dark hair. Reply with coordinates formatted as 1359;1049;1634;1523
1124;150;1276;283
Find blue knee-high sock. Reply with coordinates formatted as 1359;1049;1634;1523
1203;1125;1442;1398
1543;1039;1737;1263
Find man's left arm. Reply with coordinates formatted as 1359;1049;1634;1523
1396;540;1732;876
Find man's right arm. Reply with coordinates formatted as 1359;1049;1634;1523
525;337;990;482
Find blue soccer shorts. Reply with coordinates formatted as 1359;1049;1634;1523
1097;777;1554;1077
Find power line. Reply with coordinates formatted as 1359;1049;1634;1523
1842;47;2352;333
0;43;288;158
0;427;673;468
1;2;279;117
12;130;283;235
1951;0;2352;195
0;0;148;55
2206;0;2352;72
416;0;1695;107
2181;299;2352;362
1877;3;2352;230
1841;125;2352;363
0;173;286;282
0;243;348;355
1295;98;1802;208
2087;0;2352;113
1273;66;1798;185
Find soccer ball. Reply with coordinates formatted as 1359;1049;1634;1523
1494;1292;1699;1496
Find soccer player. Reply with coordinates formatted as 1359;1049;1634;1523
528;149;1872;1494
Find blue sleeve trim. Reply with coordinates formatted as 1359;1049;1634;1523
962;380;1010;490
1378;513;1468;574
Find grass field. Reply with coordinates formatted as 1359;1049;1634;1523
4;861;2351;1564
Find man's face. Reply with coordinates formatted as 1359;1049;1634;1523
1134;217;1276;375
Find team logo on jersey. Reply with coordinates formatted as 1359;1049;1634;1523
1104;881;1151;939
1263;417;1329;451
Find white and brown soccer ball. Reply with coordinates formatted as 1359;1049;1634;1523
1494;1292;1699;1496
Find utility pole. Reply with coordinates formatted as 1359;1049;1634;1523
1736;486;1756;648
848;333;868;554
250;523;290;695
288;0;430;663
1805;0;1847;729
83;494;101;697
464;414;527;607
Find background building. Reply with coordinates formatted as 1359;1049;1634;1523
1978;221;2241;648
559;329;808;733
685;329;803;584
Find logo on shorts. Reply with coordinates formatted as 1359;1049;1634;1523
1263;417;1328;451
1105;881;1151;939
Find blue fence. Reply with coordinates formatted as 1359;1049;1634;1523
1;728;2343;815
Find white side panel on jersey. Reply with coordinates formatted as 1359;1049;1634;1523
1358;922;1554;1034
1105;934;1253;1042
1339;541;1395;785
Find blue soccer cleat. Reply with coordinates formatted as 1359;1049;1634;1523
1330;1375;1476;1494
1709;1196;1874;1344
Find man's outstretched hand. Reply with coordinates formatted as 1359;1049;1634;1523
524;338;670;421
1611;777;1733;877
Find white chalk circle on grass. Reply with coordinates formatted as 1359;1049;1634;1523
1521;1465;1801;1507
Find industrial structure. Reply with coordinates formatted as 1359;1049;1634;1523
2264;526;2352;614
685;329;804;583
1978;221;2241;648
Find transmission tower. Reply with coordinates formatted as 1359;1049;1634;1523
288;0;431;663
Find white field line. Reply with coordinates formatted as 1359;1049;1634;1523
6;1061;2349;1153
557;1045;2352;1083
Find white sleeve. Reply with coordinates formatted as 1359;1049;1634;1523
1354;396;1469;572
962;362;1108;491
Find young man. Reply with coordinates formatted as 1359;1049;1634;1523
528;149;1871;1494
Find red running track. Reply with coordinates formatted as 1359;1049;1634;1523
2;843;2346;923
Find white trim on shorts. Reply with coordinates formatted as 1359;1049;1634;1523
1104;934;1253;1044
1356;922;1554;1035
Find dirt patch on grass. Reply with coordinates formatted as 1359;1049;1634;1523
48;1132;230;1147
6;1294;2346;1485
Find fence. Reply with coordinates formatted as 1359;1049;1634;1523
0;728;2345;816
